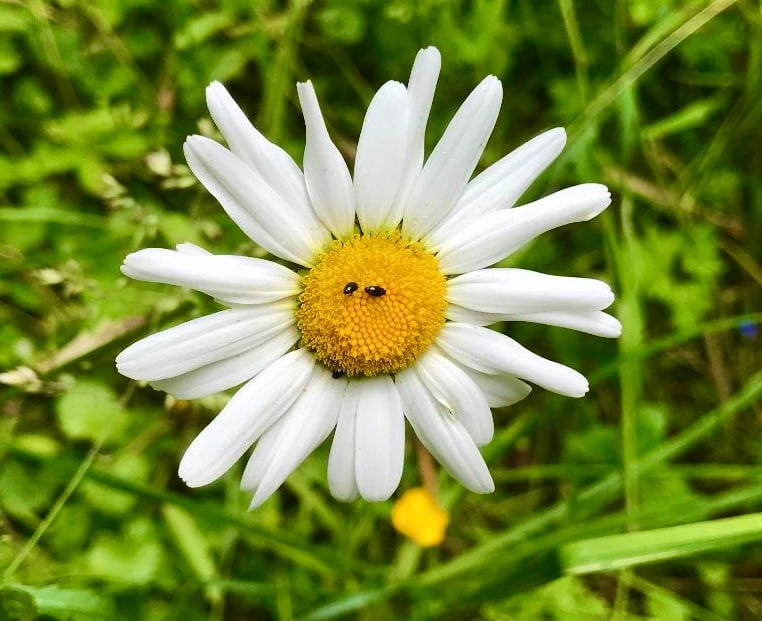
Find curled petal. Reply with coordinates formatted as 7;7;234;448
402;76;503;240
122;248;301;305
205;81;319;224
456;365;532;408
178;349;314;487
415;347;494;445
427;127;567;248
116;304;294;382
354;375;405;501
242;365;346;509
437;323;589;398
505;310;622;338
327;382;361;502
395;368;494;493
184;136;327;265
436;184;611;275
391;46;441;215
151;325;299;399
447;268;615;314
354;81;410;234
445;305;622;338
298;81;355;239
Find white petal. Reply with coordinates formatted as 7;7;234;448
327;382;361;502
297;81;355;239
116;304;294;382
437;323;589;398
238;420;281;492
243;365;346;509
391;47;441;215
184;136;327;266
415;347;493;445
436;183;612;275
426;128;567;249
176;242;211;256
206;82;320;223
395;367;494;493
447;268;615;314
445;304;622;338
177;348;314;487
354;81;410;233
354;375;405;501
505;310;623;338
151;325;299;399
459;127;567;207
456;365;532;408
445;303;505;326
401;76;503;240
122;248;301;305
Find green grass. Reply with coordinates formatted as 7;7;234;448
1;0;761;619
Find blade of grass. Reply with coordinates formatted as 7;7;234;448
567;0;739;141
561;513;762;574
3;445;99;579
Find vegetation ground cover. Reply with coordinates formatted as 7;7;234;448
1;1;760;619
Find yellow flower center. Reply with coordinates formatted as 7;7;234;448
297;232;446;377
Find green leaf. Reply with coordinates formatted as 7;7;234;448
80;452;150;514
12;584;115;620
161;503;221;603
85;518;164;585
0;586;37;621
0;460;65;525
55;381;129;444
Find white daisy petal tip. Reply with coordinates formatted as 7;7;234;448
475;474;496;494
416;45;442;68
547;126;567;144
183;134;202;157
605;314;623;338
175;242;211;256
297;80;355;239
177;460;207;489
205;80;226;102
569;375;590;398
354;80;410;233
401;71;503;239
583;183;612;219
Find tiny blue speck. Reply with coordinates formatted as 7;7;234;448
739;320;758;339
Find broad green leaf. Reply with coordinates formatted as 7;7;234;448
55;381;128;444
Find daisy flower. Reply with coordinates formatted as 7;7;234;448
116;47;619;509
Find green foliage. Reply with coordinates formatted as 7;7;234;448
1;0;760;619
636;224;724;331
55;380;128;443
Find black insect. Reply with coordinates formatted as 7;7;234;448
364;285;386;297
343;282;358;295
332;369;346;379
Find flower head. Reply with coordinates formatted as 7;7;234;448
116;47;619;509
391;487;450;547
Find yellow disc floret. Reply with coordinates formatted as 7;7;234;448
297;232;447;376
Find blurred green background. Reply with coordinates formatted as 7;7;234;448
1;0;761;619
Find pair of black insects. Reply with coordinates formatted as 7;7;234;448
343;282;386;297
330;281;387;379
